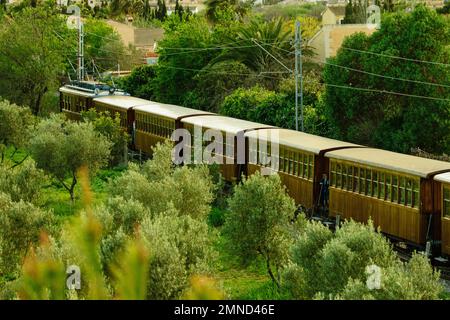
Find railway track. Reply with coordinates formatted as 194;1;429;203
393;244;450;282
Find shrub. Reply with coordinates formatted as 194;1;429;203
0;193;54;277
224;172;296;287
0;159;47;204
111;141;215;220
140;208;214;299
81;109;130;167
29;115;112;200
284;219;443;300
208;207;226;227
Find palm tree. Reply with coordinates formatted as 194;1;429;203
211;17;314;89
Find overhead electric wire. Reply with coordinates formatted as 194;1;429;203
310;57;450;89
66;28;450;103
317;81;450;102
341;47;450;68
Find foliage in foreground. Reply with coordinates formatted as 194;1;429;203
0;164;218;300
0;193;54;278
283;220;443;300
0;159;47;204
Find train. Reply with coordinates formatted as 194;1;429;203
59;81;450;260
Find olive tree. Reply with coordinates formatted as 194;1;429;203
337;252;443;300
81;109;130;167
224;172;297;287
139;208;214;299
29;115;112;201
111;141;215;220
0;193;54;277
284;219;443;300
0;159;47;204
0;100;36;164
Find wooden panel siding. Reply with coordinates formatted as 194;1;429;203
134;110;175;155
442;184;450;255
328;158;426;245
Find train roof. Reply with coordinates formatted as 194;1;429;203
134;102;213;120
93;95;150;110
325;148;450;178
59;86;102;98
245;128;361;155
181;115;273;135
434;172;450;184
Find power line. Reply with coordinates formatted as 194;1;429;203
311;57;450;89
319;81;450;103
341;47;450;68
159;39;293;51
83;30;122;43
158;65;284;80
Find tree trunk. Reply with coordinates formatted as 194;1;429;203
266;256;280;288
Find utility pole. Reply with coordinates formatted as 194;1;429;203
78;21;85;82
294;20;304;132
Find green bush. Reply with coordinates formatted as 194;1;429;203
208;207;226;227
224;172;296;287
0;193;54;277
111;141;215;220
81;109;130;167
29;114;112;201
0;159;47;204
284;219;443;300
140;208;214;299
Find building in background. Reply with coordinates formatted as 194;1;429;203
321;4;346;25
308;24;376;61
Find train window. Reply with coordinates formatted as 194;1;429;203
330;161;336;187
346;166;352;191
308;155;313;180
379;173;385;200
342;165;347;190
373;171;378;198
412;180;419;208
292;152;298;176
399;176;406;205
287;150;292;174
406;179;412;206
336;163;342;188
359;168;365;194
366;169;372;196
301;155;306;179
279;148;285;173
353;167;359;192
392;175;398;202
385;174;391;201
444;186;450;217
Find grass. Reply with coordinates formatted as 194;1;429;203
41;166;127;222
209;225;287;300
4;146;127;221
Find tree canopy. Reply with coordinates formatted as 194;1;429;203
323;6;450;154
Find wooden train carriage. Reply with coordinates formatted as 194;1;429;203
434;173;450;256
244;129;361;208
181;116;273;182
59;86;97;121
133;103;212;155
92;95;150;130
325;148;450;246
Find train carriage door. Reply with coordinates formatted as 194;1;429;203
314;155;329;214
